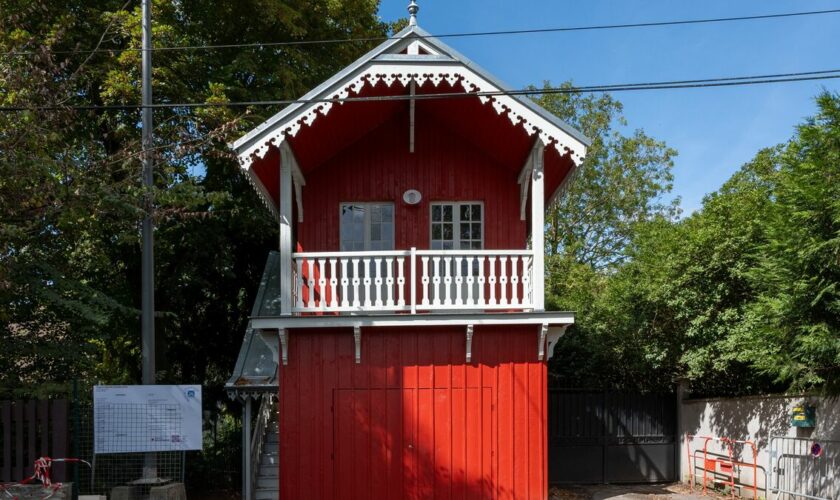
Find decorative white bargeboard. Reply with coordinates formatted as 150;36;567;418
292;249;534;314
93;385;203;454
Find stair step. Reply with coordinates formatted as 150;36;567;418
260;463;279;477
257;476;278;489
263;442;278;453
265;433;279;444
255;490;279;500
261;454;280;466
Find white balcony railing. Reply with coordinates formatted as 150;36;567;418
292;249;534;314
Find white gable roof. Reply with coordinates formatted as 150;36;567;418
230;24;590;170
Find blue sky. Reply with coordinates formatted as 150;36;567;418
378;0;840;213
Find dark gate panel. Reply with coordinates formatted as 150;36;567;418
549;390;676;484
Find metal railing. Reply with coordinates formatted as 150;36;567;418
248;395;275;500
769;436;838;500
292;248;534;314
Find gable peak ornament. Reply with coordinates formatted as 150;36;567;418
408;0;419;26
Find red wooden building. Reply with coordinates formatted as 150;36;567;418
226;3;589;499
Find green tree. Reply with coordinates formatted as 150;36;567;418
532;82;678;271
736;92;840;393
0;0;389;398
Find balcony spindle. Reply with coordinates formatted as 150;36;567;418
443;257;452;306
351;258;361;308
499;256;508;306
340;259;350;308
465;257;475;306
306;259;316;309
431;257;441;306
510;256;520;306
296;258;305;310
329;258;338;309
488;256;497;306
454;256;463;306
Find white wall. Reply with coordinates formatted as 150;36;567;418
679;393;840;496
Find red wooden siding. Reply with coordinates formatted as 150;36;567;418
278;326;548;500
249;81;578;212
297;107;528;252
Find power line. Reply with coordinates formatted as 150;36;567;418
1;68;839;112
5;8;840;57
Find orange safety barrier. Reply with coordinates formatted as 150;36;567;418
685;434;758;499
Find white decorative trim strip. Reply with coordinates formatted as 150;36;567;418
236;63;587;177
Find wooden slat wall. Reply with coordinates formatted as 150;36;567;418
297;108;528;253
0;399;70;482
279;326;548;500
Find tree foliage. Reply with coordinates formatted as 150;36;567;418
1;0;389;398
547;91;840;396
532;82;678;270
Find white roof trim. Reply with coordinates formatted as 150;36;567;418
235;62;587;173
231;25;590;175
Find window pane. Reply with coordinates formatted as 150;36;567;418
382;205;393;223
471;204;481;219
443;205;453;222
432;205;441;222
432;224;442;239
353;206;365;222
471;223;482;240
443;224;453;240
371;224;381;240
460;204;470;221
371;205;381;223
471;241;482;249
381;223;393;243
431;240;442;250
442;241;454;250
460;224;470;240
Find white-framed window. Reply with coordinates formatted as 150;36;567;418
430;202;483;250
340;203;395;251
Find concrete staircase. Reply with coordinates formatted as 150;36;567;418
254;416;279;500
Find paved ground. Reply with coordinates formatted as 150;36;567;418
550;483;711;500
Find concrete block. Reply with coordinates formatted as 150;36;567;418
110;485;141;500
149;482;187;500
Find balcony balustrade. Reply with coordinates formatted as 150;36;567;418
291;248;534;314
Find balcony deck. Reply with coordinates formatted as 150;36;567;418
292;248;535;315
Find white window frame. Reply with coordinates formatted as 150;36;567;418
429;202;484;250
339;202;395;251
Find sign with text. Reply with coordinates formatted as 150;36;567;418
93;385;202;454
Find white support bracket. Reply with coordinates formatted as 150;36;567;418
279;329;289;366
545;326;568;361
409;81;416;153
285;144;306;223
537;323;549;361
353;326;362;364
465;324;474;363
518;157;532;222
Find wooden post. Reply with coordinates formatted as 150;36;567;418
279;142;295;315
530;140;546;311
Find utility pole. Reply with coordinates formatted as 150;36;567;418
141;0;156;478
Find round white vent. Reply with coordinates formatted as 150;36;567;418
403;189;422;205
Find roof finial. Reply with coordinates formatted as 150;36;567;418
408;0;419;26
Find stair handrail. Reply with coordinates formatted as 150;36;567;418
249;394;276;500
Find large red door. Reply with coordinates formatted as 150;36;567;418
334;387;494;499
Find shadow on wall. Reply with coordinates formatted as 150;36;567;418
681;393;840;494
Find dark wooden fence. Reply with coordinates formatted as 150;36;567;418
0;399;69;482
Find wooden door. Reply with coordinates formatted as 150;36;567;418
334;387;494;499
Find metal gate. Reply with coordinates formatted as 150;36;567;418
769;436;839;500
548;390;676;484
